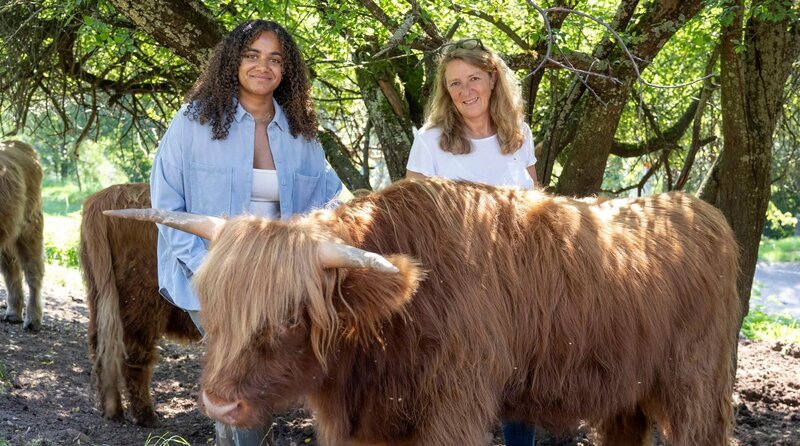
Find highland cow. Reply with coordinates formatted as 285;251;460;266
0;140;44;332
80;183;201;427
106;178;740;446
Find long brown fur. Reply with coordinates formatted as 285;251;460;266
80;183;201;427
195;178;740;446
0;140;44;332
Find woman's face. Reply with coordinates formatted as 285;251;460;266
238;31;284;103
444;59;496;122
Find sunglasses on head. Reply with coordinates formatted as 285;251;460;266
439;39;487;53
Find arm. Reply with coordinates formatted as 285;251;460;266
150;113;208;275
405;170;429;180
527;165;538;187
320;139;346;207
522;123;538;189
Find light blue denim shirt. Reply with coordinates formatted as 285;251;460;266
150;100;343;311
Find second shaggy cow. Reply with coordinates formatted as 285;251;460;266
0;140;44;332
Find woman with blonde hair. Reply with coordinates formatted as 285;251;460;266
406;38;538;445
406;38;537;189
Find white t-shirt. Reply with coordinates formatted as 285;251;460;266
406;123;536;189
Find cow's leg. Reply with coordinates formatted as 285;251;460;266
16;217;44;332
94;333;125;423
597;405;652;446
658;361;733;446
412;389;497;446
1;248;25;324
96;360;125;423
121;326;160;427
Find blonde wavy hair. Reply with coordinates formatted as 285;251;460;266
425;39;525;155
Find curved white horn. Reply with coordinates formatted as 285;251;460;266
317;242;399;273
103;208;225;241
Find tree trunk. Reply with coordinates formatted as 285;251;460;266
318;130;371;191
715;0;799;324
107;0;223;71
555;81;630;196
552;0;705;196
354;48;414;182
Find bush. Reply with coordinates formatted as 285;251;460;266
758;236;800;263
43;214;81;269
741;305;800;344
44;243;80;269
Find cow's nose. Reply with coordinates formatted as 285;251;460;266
202;390;242;424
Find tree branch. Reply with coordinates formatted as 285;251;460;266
449;3;530;50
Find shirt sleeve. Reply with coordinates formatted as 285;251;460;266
406;131;436;177
150;111;208;275
522;123;537;167
321;150;344;209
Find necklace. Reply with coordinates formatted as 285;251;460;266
254;111;274;124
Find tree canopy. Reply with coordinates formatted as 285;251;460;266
1;0;799;327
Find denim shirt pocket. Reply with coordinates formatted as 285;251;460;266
293;171;323;211
189;161;232;215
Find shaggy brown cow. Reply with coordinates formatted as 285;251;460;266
80;183;201;427
107;179;740;446
0;140;44;332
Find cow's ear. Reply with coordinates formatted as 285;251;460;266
334;254;423;343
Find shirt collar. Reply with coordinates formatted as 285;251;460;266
234;98;288;132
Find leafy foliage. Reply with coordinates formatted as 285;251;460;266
43;214;82;268
741;305;800;343
759;236;800;262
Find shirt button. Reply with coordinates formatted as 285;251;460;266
281;180;287;186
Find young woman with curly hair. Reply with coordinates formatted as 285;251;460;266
150;19;342;446
405;38;538;446
406;39;538;190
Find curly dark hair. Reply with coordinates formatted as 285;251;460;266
184;20;318;141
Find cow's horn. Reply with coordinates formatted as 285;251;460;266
318;242;399;273
103;209;224;241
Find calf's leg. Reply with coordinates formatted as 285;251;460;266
121;325;161;427
1;249;24;324
16;217;44;332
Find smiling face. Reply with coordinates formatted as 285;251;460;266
444;59;496;122
237;31;284;105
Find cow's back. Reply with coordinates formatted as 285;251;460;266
325;180;739;441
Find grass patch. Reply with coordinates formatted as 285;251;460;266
144;433;192;445
44;263;84;289
44;214;82;268
758;236;800;263
741;305;800;344
40;180;92;215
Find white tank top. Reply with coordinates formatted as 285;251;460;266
250;168;280;218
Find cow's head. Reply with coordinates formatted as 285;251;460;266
104;209;421;427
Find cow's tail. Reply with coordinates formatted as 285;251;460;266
80;191;126;418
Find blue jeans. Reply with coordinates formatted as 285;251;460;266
501;420;536;446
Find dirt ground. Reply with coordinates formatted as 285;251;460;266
1;268;798;446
